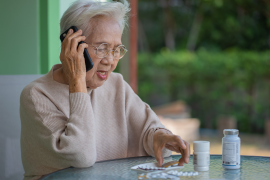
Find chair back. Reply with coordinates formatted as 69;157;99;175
0;75;43;180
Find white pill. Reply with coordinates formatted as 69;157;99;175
152;175;157;178
194;172;199;175
177;172;183;176
182;172;187;176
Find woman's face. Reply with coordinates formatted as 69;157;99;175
84;17;122;89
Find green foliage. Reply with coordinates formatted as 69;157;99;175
138;0;270;52
138;50;270;133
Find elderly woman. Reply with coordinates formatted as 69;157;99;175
20;0;190;179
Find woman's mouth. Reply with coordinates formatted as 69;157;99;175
96;71;107;80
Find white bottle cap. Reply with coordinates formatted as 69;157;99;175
193;141;210;152
223;129;239;135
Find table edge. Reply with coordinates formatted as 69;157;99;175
39;154;270;180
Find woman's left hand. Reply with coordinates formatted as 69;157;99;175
153;129;190;167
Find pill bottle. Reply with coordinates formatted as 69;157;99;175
222;129;241;169
193;141;210;171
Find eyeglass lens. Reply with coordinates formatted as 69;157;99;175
96;43;127;59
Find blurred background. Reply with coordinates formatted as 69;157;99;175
0;0;270;179
135;0;270;156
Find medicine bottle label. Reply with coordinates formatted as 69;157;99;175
193;153;210;166
222;142;240;165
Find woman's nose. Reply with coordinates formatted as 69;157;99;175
101;50;114;64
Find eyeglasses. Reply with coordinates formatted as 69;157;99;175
89;43;128;60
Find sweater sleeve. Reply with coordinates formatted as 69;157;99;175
20;87;96;178
123;81;172;158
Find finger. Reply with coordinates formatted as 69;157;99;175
177;141;190;166
62;29;74;47
78;43;88;56
178;147;186;166
169;135;186;150
66;29;82;40
66;29;83;51
165;144;180;153
185;141;191;163
61;29;73;52
70;35;86;52
178;156;186;166
154;147;164;167
65;28;74;38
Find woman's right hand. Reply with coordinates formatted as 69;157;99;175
60;29;88;93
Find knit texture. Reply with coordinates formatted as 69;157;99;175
20;64;171;180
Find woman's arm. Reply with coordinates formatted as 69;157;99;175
122;80;172;158
20;86;96;178
60;28;89;94
123;79;190;166
20;29;96;178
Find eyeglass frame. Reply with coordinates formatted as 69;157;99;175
87;42;128;60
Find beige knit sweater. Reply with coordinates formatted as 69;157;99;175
20;64;171;180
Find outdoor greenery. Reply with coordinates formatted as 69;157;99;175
138;50;270;133
138;0;270;52
136;0;270;133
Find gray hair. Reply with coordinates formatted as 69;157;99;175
60;0;130;38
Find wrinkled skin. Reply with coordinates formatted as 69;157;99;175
153;129;190;167
55;16;121;92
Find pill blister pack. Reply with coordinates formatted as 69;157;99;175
167;170;199;176
131;162;183;173
138;171;199;179
137;165;166;171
